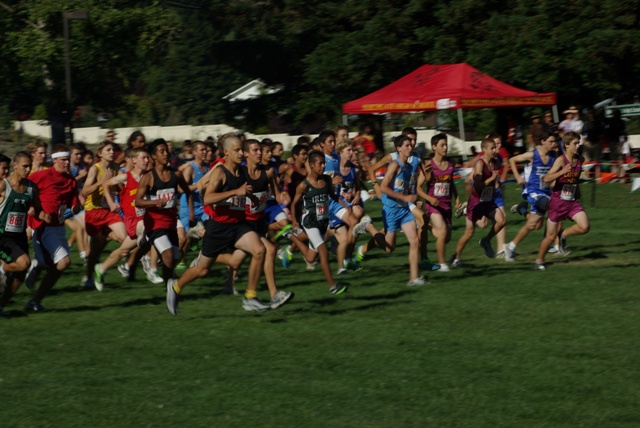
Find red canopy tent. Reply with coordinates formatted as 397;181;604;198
342;63;557;157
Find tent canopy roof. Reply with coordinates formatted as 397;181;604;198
342;63;556;114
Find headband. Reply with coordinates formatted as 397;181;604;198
51;152;70;159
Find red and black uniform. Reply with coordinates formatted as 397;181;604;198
466;158;497;222
242;164;269;236
201;166;254;258
143;168;179;249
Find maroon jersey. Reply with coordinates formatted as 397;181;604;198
427;159;455;211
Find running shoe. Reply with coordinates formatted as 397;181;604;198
305;260;317;271
274;224;293;241
329;283;348;295
509;204;520;214
166;279;179;316
337;268;348;275
276;247;285;261
175;262;187;273
24;300;45;312
354;244;365;263
346;258;363;272
451;258;463;268
495;249;505;258
146;269;164;285
479;238;495;258
419;259;441;271
281;245;293;269
535;261;546;271
242;297;271;312
505;242;516;260
222;286;240;295
454;202;468;218
117;264;130;278
25;260;40;291
141;255;151;272
547;245;559;254
0;270;6;294
270;290;294;309
80;275;94;289
557;232;569;256
437;263;450;272
94;265;105;292
352;215;372;237
407;276;428;286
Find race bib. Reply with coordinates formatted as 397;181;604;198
57;204;68;223
560;184;577;201
480;186;494;202
226;196;246;211
540;181;550;190
434;182;450;197
316;202;328;220
248;191;268;214
156;188;176;209
5;211;26;233
135;206;146;217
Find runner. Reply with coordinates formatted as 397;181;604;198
535;132;590;270
505;131;558;259
416;133;461;272
0;152;51;316
450;137;506;267
290;150;349;294
24;145;84;311
166;133;271;315
133;139;193;283
82;141;127;290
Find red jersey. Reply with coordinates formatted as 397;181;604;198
28;168;79;229
120;171;145;220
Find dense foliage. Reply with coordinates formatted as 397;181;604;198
1;0;639;132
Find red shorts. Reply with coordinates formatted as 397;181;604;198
85;209;123;236
124;216;143;239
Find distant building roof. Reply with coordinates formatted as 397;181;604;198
222;79;282;102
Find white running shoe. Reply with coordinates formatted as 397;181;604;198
270;290;294;309
438;263;450;272
454;202;468;218
535;261;546;271
451;258;463;268
505;242;516;261
186;221;205;240
305;260;317;270
407;276;428;286
141;255;151;272
146;269;164;284
166;279;179;316
242;297;271;312
117;264;130;278
190;253;201;268
352;215;372;237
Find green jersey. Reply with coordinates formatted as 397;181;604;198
0;178;34;235
301;175;331;230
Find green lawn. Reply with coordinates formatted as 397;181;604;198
1;182;639;427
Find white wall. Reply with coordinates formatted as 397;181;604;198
14;120;640;155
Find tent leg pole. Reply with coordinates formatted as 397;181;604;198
342;114;348;126
457;108;467;161
552;105;559;123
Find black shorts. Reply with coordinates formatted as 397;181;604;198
201;220;254;258
248;218;268;237
0;234;29;263
140;228;179;255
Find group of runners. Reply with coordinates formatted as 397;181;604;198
0;126;591;318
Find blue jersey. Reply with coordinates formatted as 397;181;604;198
323;152;340;178
382;158;416;208
180;161;209;222
527;149;555;196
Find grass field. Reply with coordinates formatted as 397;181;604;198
1;182;639;427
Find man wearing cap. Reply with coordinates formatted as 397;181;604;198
24;144;84;312
558;106;583;137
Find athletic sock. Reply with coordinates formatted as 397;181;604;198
245;290;257;299
173;280;181;294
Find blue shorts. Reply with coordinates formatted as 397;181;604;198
526;192;551;216
494;188;504;208
329;199;360;229
382;205;415;233
265;200;287;224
